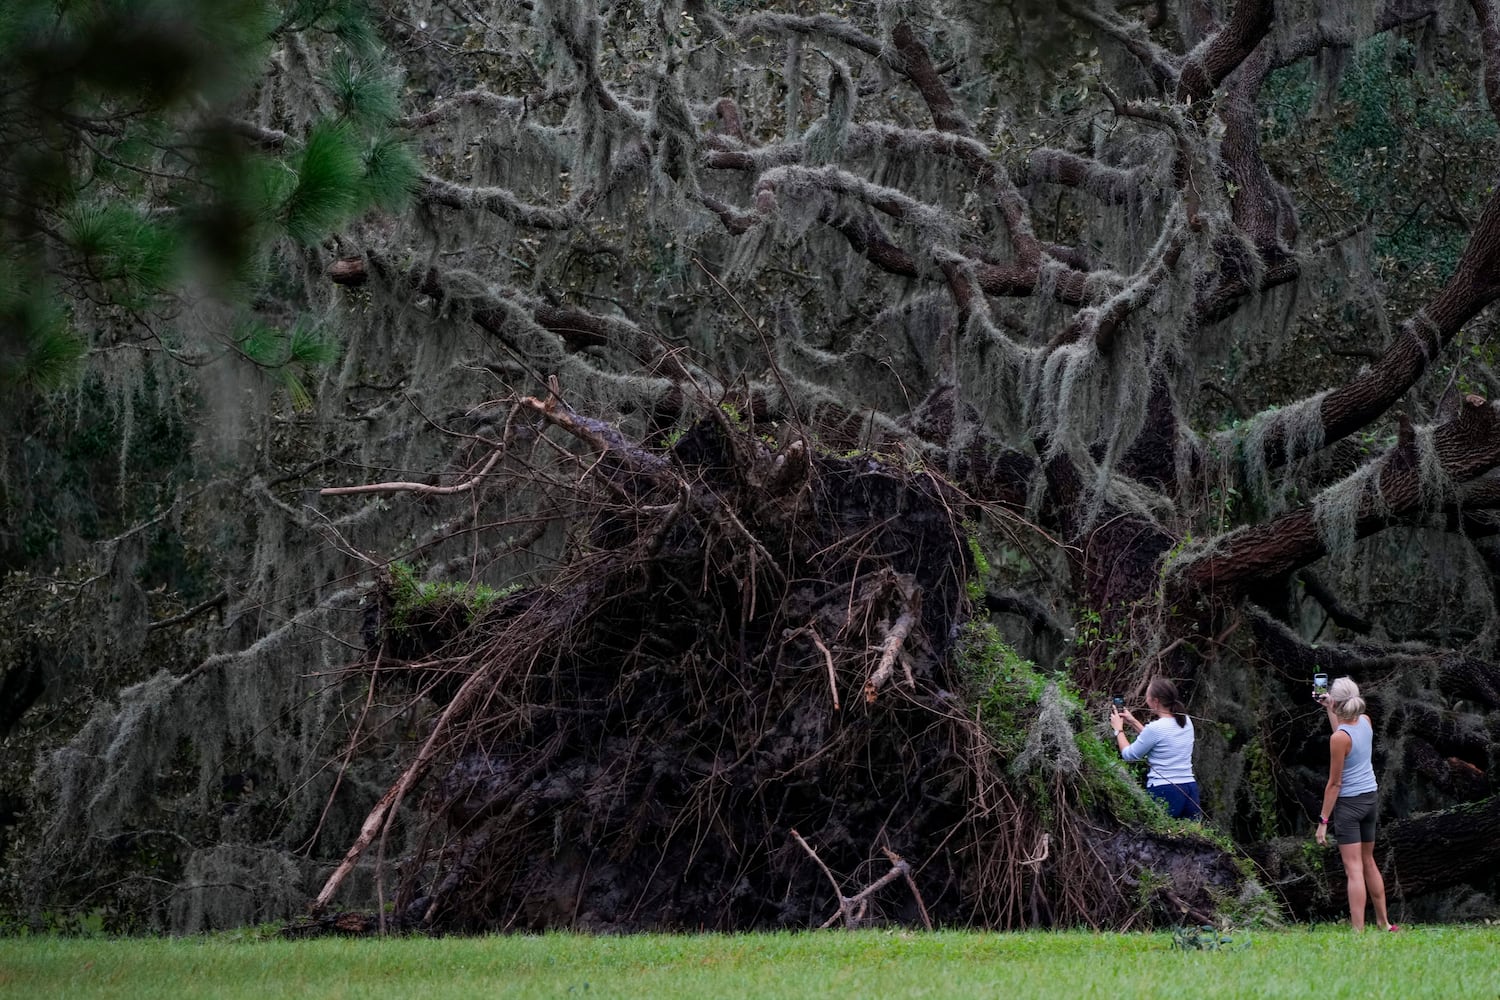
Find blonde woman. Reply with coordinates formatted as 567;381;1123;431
1315;676;1398;932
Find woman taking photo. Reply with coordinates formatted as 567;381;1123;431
1109;677;1201;819
1316;676;1398;932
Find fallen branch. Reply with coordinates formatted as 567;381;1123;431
319;447;505;497
145;591;227;632
865;577;922;704
791;830;919;929
312;653;496;913
785;626;841;711
884;847;933;930
812;629;840;712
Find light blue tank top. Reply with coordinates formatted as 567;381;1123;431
1337;717;1377;797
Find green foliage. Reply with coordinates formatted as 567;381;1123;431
276;0;380;56
64;204;180;302
0;269;82;392
358;135;421;214
232;318;341;410
327;54;401;128
1171;922;1249;952
1073;725;1163;825
388;561;519;629
0;0;414;394
1265;35;1497;287
0;0;279;388
281;123;365;245
959;621;1048;759
1243;737;1281;841
959;621;1153;823
964;524;992;602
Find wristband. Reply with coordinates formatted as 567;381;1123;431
1318;817;1328;825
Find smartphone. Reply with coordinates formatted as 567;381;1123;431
1111;695;1124;710
1313;673;1329;700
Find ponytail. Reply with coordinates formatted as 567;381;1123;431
1147;677;1189;728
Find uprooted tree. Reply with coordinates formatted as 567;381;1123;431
7;0;1500;932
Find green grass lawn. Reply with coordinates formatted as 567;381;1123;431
1;925;1496;999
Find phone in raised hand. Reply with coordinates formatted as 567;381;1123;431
1313;673;1329;701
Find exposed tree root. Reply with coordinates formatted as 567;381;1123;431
312;402;1248;932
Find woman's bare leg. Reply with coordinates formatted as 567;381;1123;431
1338;841;1367;930
1360;842;1390;929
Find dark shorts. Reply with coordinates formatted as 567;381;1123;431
1148;781;1202;820
1332;791;1379;845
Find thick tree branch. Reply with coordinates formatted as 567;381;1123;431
890;21;971;135
1098;82;1205;229
707;122;1042;261
1174;0;1274;102
1295;571;1372;634
733;14;971;137
1176;398;1500;594
1241;186;1500;471
328;255;612;350
1024;149;1155;205
419;175;572;229
398;87;571;130
1217;47;1297;256
1088;216;1188;350
1271;0;1445;70
746;168;1095;307
733;12;885;59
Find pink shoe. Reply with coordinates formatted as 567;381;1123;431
1386;924;1401;933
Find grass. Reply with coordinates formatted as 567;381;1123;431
0;925;1496;999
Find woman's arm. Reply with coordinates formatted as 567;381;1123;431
1316;730;1351;843
1120;722;1161;762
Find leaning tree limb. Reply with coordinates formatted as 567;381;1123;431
790;830;928;929
1295;571;1373;635
1173;0;1273;102
1272;0;1448;70
1244;167;1500;474
1058;0;1179;92
1175;397;1500;595
312;644;495;913
864;575;922;704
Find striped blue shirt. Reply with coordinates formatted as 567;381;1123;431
1122;716;1196;787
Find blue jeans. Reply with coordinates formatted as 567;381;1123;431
1148;781;1202;819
